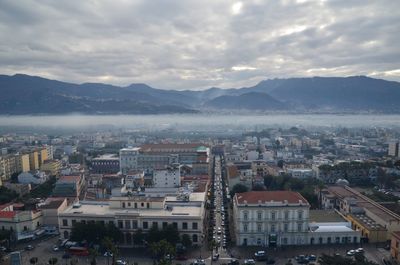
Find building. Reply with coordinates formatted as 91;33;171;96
0;203;42;241
0;154;19;180
39;198;68;227
322;185;400;241
40;159;61;176
17;171;47;185
388;140;399;157
38;148;48;167
119;144;209;174
58;192;206;247
287;168;313;179
20;154;30;172
390;231;400;262
52;175;84;198
153;165;181;188
233;191;310;246
29;151;39;171
91;154;120;174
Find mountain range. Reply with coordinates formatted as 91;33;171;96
1;74;400;114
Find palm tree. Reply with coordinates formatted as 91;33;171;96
48;257;58;265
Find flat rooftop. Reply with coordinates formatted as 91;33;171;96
61;202;203;218
309;210;346;223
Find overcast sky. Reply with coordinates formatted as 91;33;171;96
0;0;399;90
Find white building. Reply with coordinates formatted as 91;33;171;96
119;147;140;174
388;140;399;157
18;171;47;185
233;191;310;247
59;192;206;247
287;168;314;179
153;165;181;188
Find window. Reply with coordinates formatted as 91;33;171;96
128;202;131;207
283;238;288;245
271;211;276;220
118;220;123;229
284;211;289;220
327;237;331;244
257;211;262;220
134;203;137;208
243;224;248;232
162;222;168;229
173;222;178;229
271;224;276;233
132;220;138;229
192;222;198;230
152;222;158;229
297;223;302;232
192;234;198;243
72;220;76;225
141;203;144;207
62;219;68;226
284;223;288;232
182;222;188;230
125;220;131;229
122;202;126;208
143;222;148;229
243;211;248;220
257;224;262;232
147;203;150;209
298;210;303;219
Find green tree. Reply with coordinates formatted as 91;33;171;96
162;225;180;245
29;257;38;265
102;237;118;265
181;234;192;248
147;225;162;243
150;240;175;261
229;183;248;197
48;258;58;265
133;229;145;245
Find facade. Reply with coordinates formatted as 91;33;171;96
59;193;206;247
0;204;43;241
287;168;313;179
29;151;39;170
390;231;400;263
153;165;181;188
52;175;84;198
233;191;310;246
119;144;209;174
40;159;61;176
388;140;399;157
91;154;120;174
39;198;68;227
20;154;30;172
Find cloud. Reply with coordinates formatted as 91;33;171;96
0;0;399;90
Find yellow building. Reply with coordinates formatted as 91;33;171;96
20;154;30;172
0;155;19;180
347;213;387;243
40;160;61;176
38;148;48;167
29;151;39;170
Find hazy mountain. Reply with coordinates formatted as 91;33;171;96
205;92;286;110
1;74;400;114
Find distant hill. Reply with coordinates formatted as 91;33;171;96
205;92;286;110
1;74;400;114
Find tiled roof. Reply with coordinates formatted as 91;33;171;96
0;211;16;219
235;191;309;205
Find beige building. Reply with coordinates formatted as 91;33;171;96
20;154;30;172
40;198;68;227
38;148;48;167
59;192;206;247
40;159;61;176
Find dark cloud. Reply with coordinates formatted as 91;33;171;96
0;0;399;89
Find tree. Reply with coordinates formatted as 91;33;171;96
102;237;118;265
150;239;175;261
133;229;145;245
0;187;18;204
30;257;38;265
147;225;162;243
162;224;180;245
229;183;248;197
48;258;58;265
181;234;192;248
70;222;122;245
318;253;378;265
252;184;265;191
89;248;99;265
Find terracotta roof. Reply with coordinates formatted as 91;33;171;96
0;211;16;219
235;191;309;205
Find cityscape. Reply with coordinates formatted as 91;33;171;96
1;1;400;265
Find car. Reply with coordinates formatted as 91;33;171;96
355;248;364;253
227;258;239;265
0;246;6;251
25;245;34;251
244;259;256;265
346;250;356;256
115;260;127;265
212;253;220;261
254;250;268;261
165;254;174;260
53;245;59;251
307;255;317;261
192;259;206;265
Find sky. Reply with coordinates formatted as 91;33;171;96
0;0;399;90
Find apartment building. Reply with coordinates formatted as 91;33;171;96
153;165;181;188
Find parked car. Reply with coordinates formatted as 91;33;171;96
355;248;364;253
307;254;317;261
227;259;239;265
254;250;268;261
25;245;34;251
346;250;356;256
115;260;127;265
212;253;220;261
244;259;256;265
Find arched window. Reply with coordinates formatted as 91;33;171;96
192;234;198;243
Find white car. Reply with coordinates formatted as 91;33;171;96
346;250;355;256
244;259;256;265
